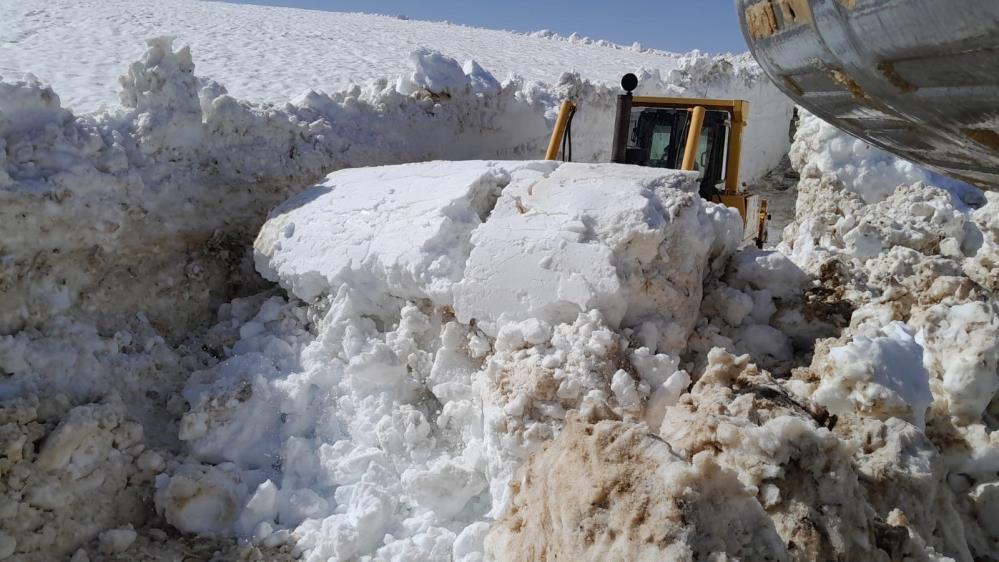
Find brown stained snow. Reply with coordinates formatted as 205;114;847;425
486;413;787;561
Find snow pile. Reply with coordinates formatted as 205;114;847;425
151;160;739;560
481;115;999;560
772;112;999;558
685;246;839;378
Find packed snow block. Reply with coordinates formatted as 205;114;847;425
257;161;740;353
254;160;558;304
813;322;933;428
454;163;740;351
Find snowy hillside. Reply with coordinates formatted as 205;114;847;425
0;1;794;186
1;1;997;561
3;0;722;113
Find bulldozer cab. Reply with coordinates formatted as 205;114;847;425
623;105;732;201
544;74;769;247
609;74;767;248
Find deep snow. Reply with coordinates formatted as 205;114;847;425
0;18;792;560
1;2;997;561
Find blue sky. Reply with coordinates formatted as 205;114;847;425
224;0;749;54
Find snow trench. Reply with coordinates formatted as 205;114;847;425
0;38;792;340
5;34;997;562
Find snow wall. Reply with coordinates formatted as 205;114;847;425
0;38;792;342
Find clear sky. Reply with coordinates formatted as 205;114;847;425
222;0;749;55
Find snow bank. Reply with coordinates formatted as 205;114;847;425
771;111;999;559
0;27;796;560
1;0;775;114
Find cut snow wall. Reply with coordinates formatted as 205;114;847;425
0;39;791;338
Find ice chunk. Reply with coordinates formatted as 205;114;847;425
814;322;933;428
255;161;555;304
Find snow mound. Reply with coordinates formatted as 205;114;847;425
152;160;740;560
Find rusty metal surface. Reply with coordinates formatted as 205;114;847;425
737;0;999;188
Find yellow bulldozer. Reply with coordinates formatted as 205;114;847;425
545;73;770;248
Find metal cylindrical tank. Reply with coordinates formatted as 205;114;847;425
736;0;999;188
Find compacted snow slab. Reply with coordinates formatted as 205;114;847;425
255;160;741;347
255;160;556;305
453;162;740;351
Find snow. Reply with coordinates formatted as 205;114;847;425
255;160;527;305
2;0;730;114
0;29;789;341
452;163;739;347
772;106;999;558
814;322;933;429
3;0;997;560
788;111;973;205
158;160;736;560
97;526;137;555
1;1;793;181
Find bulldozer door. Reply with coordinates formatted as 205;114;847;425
696;111;731;200
623;106;731;200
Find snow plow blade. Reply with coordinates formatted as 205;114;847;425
737;0;999;189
